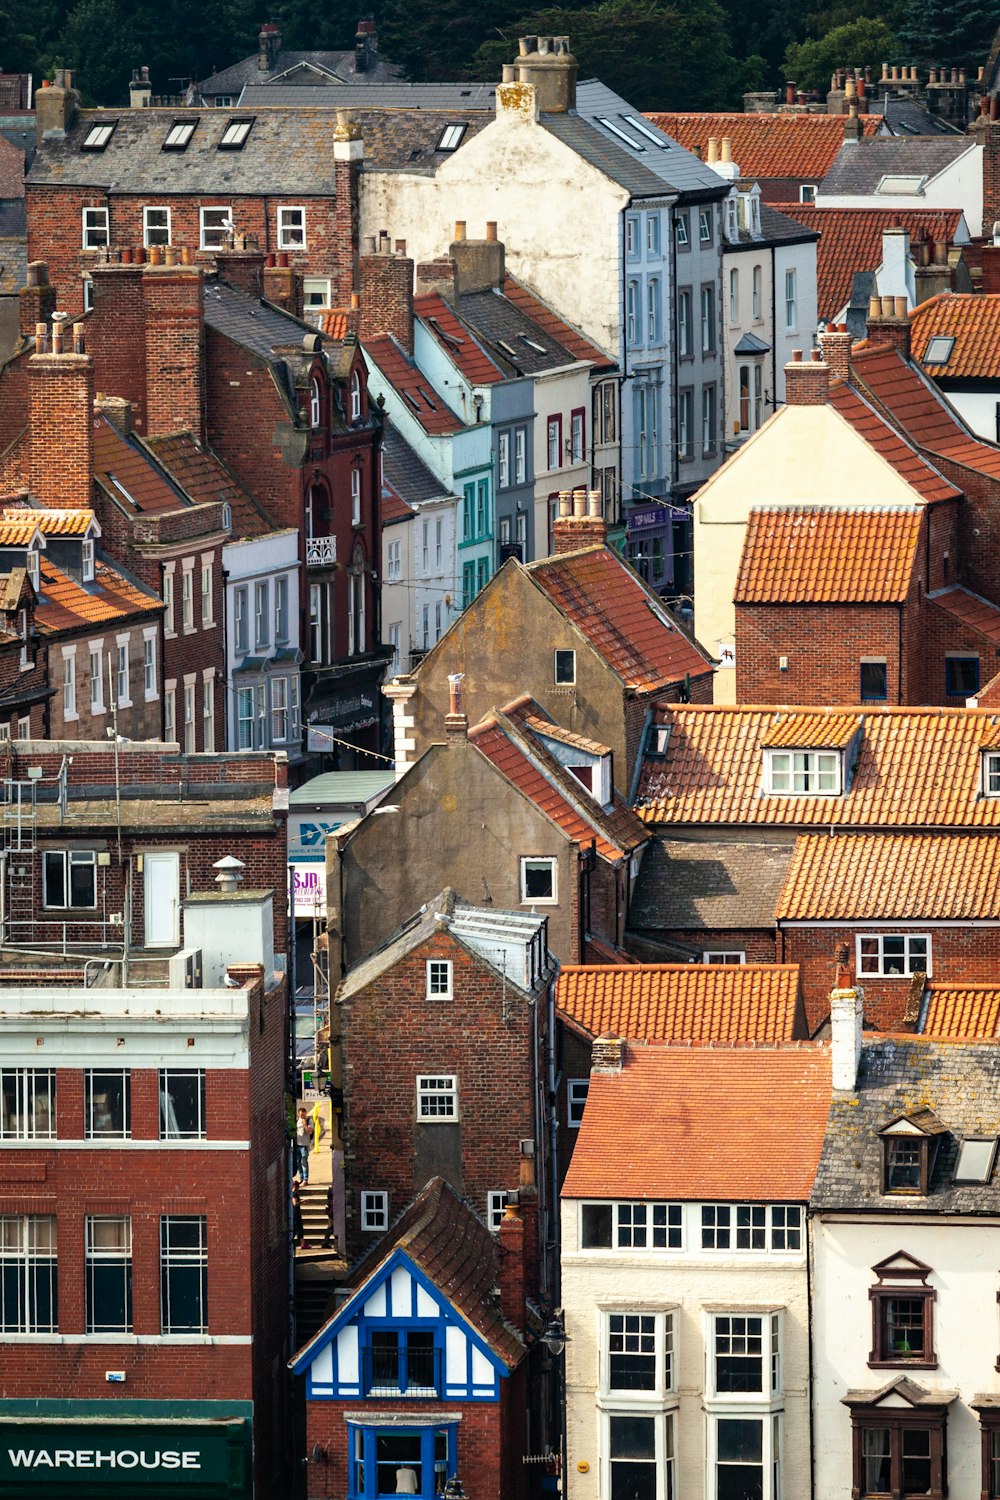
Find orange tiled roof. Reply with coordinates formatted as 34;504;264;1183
0;515;43;546
363;336;464;436
911;292;1000;380
143;432;269;538
561;1042;832;1201
646;112;878;182
736;506;922;605
527;547;712;692
777;832;1000;920
1;506;98;537
92;417;184;515
851;346;1000;481
759;709;861;749
921;984;1000;1039
501;275;612;368
415;292;504;385
929;586;1000;644
505;698;611;757
317;309;349;340
557;963;803;1042
777;207;964;322
35;555;163;634
635;704;1000;829
828;383;960;503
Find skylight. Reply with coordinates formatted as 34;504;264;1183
923;335;955;366
623;114;670;148
875;173;925;194
596;116;646;151
107;474;137;506
954;1137;997;1183
437;123;466;151
519;334;547;354
163;120;198;151
82;122;115;151
219;118;253;149
496;339;521;361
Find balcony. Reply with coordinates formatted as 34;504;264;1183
306;535;337;567
363;1336;441;1397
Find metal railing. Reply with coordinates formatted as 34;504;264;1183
363;1342;441;1397
306;535;337;566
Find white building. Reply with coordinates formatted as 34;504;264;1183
222;527;301;753
910;289;1000;443
818;137;983;237
561;1036;832;1500
379;422;460;674
811;986;1000;1500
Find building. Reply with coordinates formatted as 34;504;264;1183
816;136;983;236
561;1037;832;1500
379;420;458;676
910;291;1000;442
194;19;399;106
0;893;287;1498
812;985;1000;1500
220;525;301;754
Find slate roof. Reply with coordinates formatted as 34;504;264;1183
455;287;591;377
811;1040;1000;1214
871;96;964;138
544;81;729;202
757;200;821;246
236;82;495;110
0;230;26;296
635;704;1000;829
776;206;967;322
198;47;400;97
850;345;1000;480
819;136;977;196
364;335;464;435
324;107;493;171
735;506;923;605
826;383;961;503
35;556;162;634
777;833;1000;921
0;132;23;198
628;837;793;931
929;586;1000;644
647;111;879;181
912;292;1000;380
501;275;613;368
381;421;450;519
526;546;712;693
562;1041;832;1201
415;291;504;384
204;278;319;362
294;1176;525;1371
556;963;804;1042
921;985;1000;1039
143;432;270;537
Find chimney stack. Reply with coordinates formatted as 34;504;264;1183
818;323;852;383
497;1206;527;1332
510;35;577;113
592;1034;625;1072
355;18;377;74
449;224;505;294
359;242;415;354
830;981;864;1090
258;22;281;72
19;262;57;338
445;673;467;735
865;293;911;360
383;676;418;779
35;71;78;147
129;65;152;108
28;325;95;509
415;258;458;305
142;265;206;441
783;348;829;405
551;487;608;555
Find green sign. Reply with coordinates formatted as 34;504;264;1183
0;1420;247;1499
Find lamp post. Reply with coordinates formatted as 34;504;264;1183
542;1317;569;1494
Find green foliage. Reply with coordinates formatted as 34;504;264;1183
897;0;996;68
784;16;899;93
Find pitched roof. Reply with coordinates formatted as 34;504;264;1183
850;345;1000;480
911;292;1000;380
415;291;504;384
236;82;494;111
776;206;966;322
526;547;712;693
635;704;1000;830
812;1039;1000;1214
363;335;464;436
735;505;923;605
929;585;1000;644
2;506;98;537
501;275;612;368
562;1042;832;1200
921;985;1000;1039
198;46;401;96
827;383;961;503
142;432;268;537
380;422;449;523
629;838;794;931
34;556;162;633
777;833;1000;921
759;710;861;749
92;417;185;515
456;287;591;378
647;111;879;182
556;963;804;1042
819;136;977;197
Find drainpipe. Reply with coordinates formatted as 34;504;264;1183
669;199;679;495
770;249;778;412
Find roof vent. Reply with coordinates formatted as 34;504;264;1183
213;854;246;893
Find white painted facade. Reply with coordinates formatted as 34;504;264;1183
223;527;301;752
926;386;999;444
561;1196;812;1500
531;362;596;554
817;142;983;236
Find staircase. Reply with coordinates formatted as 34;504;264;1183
298;1183;334;1248
294;1266;336;1346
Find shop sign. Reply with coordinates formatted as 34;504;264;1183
306;686;379;738
0;1419;247;1496
290;862;326;918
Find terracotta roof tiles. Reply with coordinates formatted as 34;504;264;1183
735;506;923;605
645;112;878;182
911;292;1000;380
759;709;861;749
851;346;1000;480
501;275;613;368
35;556;163;634
828;383;960;503
921;985;1000;1039
929;586;1000;644
142;432;268;538
363;335;464;436
562;1042;832;1201
1;507;98;538
415;292;504;384
92;418;184;515
777;833;1000;921
557;963;804;1042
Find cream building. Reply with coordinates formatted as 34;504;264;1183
561;1037;831;1500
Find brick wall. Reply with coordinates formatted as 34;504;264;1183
48;620;162;741
736;603;906;704
359;252;414;353
143;267;205;441
28;350;93;509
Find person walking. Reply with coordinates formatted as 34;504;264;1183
295;1107;310;1184
292;1183;309;1250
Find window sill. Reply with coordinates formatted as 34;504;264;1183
118;698;133;710
867;1358;938;1371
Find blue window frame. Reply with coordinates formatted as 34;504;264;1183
462;561;475;609
363;1326;441;1396
347;1422;457;1500
946;656;979;696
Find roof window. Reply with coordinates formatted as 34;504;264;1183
596;116;646;151
163;120;198;151
82;122;116;151
623;114;670;148
875;173;925;194
437;123;466;151
923;335;955;366
107;474;137;507
954;1137;997;1183
496;338;521;362
219;118;253;149
518;334;547;354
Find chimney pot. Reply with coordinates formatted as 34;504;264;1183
351;291;360;310
447;672;465;717
810;347;822;361
558;489;572;517
791;348;803;362
893;294;908;317
880;294;894;316
706;136;719;163
34;321;47;352
394;238;407;256
454;221;467;242
363;235;377;255
720;137;732;162
572;486;587;517
587;489;601;518
502;63;515;82
868;294;881;318
485;220;498;242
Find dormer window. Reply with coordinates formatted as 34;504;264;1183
163;120;197;151
765;749;841;794
82;122;115;151
880;1112;947;1196
81;538;95;583
26;550;40;591
725;197;738;241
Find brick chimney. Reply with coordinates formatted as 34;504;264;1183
359;240;414;354
215;242;266;296
35;70;78;147
355;18;377;74
818;323;852;383
129;65;152;108
551;487;608;556
143;265;205;441
497;1205;526;1332
972;113;1000;234
19;262;57;338
29;316;94;509
510;35;577;112
449;221;505;294
865;293;911;359
333;113;363;308
415;258;458;305
85;262;149;432
262;255;302;317
258;22;281;72
445;672;467;735
783;348;829;405
983;242;1000;294
94;393;133;436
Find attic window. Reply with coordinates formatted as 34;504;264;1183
923;336;955;366
416;387;437;411
596;117;646;151
954;1137;997;1183
218;118;253;149
163;120;197;151
875;173;925;194
107;474;137;506
437;123;466;151
82;122;115;151
765;748;842;795
518;334;547;354
496;339;521;361
623;114;670;148
426;316;463;351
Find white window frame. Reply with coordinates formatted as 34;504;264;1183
856;933;931;979
143;628;157;701
163;565;175;638
699;208;713;244
82;207;109;249
61;647;77;721
89;640;105;714
426;959;453;1000
310;377;322;429
983;751;1000;796
274;576;289;643
498;430;510;488
351;467;361;526
707;1310;783;1401
601;1309;676;1399
520;856;557;905
603;1411;675;1500
270;675;288;742
234;584;249;654
202;669;215;752
199;206;232;250
729;267;739;325
784;268;797;331
183;679;196;753
236;686;254;749
255;581;269;648
351;371;362;422
0;1069;56;1140
85;1215;132;1334
487;1191;510;1233
142;206;171;247
181;564;194;631
116;635;131;708
0;1214;57;1332
567;1078;590;1127
81;538;95;583
387;622;401;675
416;1074;458;1122
387;540;401;583
703;950;746;965
200;560;213;627
700;1204;803;1253
765;748;841;795
752;265;762;322
303;277;331;309
514;428;527;483
164;683;176;744
676;212;689;247
361;1191;389;1233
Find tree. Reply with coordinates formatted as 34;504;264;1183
897;0;996;69
784;16;898;94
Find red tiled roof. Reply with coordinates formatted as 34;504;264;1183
143;432;268;538
415;292;504;385
646;112;878;182
557;963;804;1042
929;586;1000;644
777;207;964;322
851;346;1000;480
759;709;861;749
828;383;960;503
501;275;612;368
1;507;98;538
35;556;162;633
527;547;712;692
92;418;183;515
381;484;415;523
317;309;349;340
561;1042;832;1201
777;833;1000;920
911;292;1000;380
736;506;923;605
363;336;464;436
921;985;1000;1039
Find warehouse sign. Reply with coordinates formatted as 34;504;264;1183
0;1419;247;1496
5;1450;202;1471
